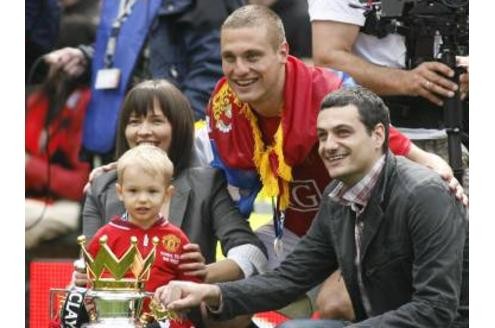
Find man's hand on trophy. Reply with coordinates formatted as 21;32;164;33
154;281;222;313
179;243;207;281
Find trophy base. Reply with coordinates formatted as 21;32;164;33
82;317;141;327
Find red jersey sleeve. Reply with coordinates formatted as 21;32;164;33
388;125;411;156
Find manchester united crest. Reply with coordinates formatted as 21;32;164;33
161;234;181;253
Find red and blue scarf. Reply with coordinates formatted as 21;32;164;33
207;56;344;211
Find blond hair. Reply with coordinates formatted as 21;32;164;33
117;144;174;185
222;4;286;50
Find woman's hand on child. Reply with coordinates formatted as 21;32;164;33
83;162;117;193
179;243;207;281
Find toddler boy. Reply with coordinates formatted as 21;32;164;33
87;144;199;327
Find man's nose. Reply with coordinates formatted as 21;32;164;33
233;59;250;75
323;135;338;150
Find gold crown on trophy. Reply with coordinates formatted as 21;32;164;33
77;235;159;291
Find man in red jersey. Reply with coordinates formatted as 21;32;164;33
206;4;461;321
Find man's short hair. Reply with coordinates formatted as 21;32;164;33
117;144;174;185
320;87;391;152
222;4;286;50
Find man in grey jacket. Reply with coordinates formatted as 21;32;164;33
154;86;467;327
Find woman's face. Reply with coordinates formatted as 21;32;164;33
125;100;173;152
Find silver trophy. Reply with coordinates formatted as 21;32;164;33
51;235;178;327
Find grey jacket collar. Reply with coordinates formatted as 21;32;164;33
169;171;192;228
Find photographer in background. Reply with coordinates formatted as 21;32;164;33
309;0;469;191
308;1;469;326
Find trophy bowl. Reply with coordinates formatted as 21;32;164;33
81;290;151;327
51;235;176;327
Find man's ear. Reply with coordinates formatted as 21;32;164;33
278;41;289;63
116;183;124;201
373;123;386;150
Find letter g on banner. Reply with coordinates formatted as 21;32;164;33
290;179;322;212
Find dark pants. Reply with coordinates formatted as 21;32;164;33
276;319;348;328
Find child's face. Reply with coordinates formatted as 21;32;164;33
116;166;170;229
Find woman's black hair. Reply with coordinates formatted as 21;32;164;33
115;80;195;176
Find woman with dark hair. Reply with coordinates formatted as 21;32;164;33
82;80;268;284
115;79;195;176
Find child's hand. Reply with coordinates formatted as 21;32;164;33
179;243;207;281
72;270;89;287
69;259;89;287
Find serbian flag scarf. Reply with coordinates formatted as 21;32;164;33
207;56;343;211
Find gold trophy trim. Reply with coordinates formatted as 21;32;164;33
77;235;159;291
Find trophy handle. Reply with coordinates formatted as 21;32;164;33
49;288;69;322
140;292;180;324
